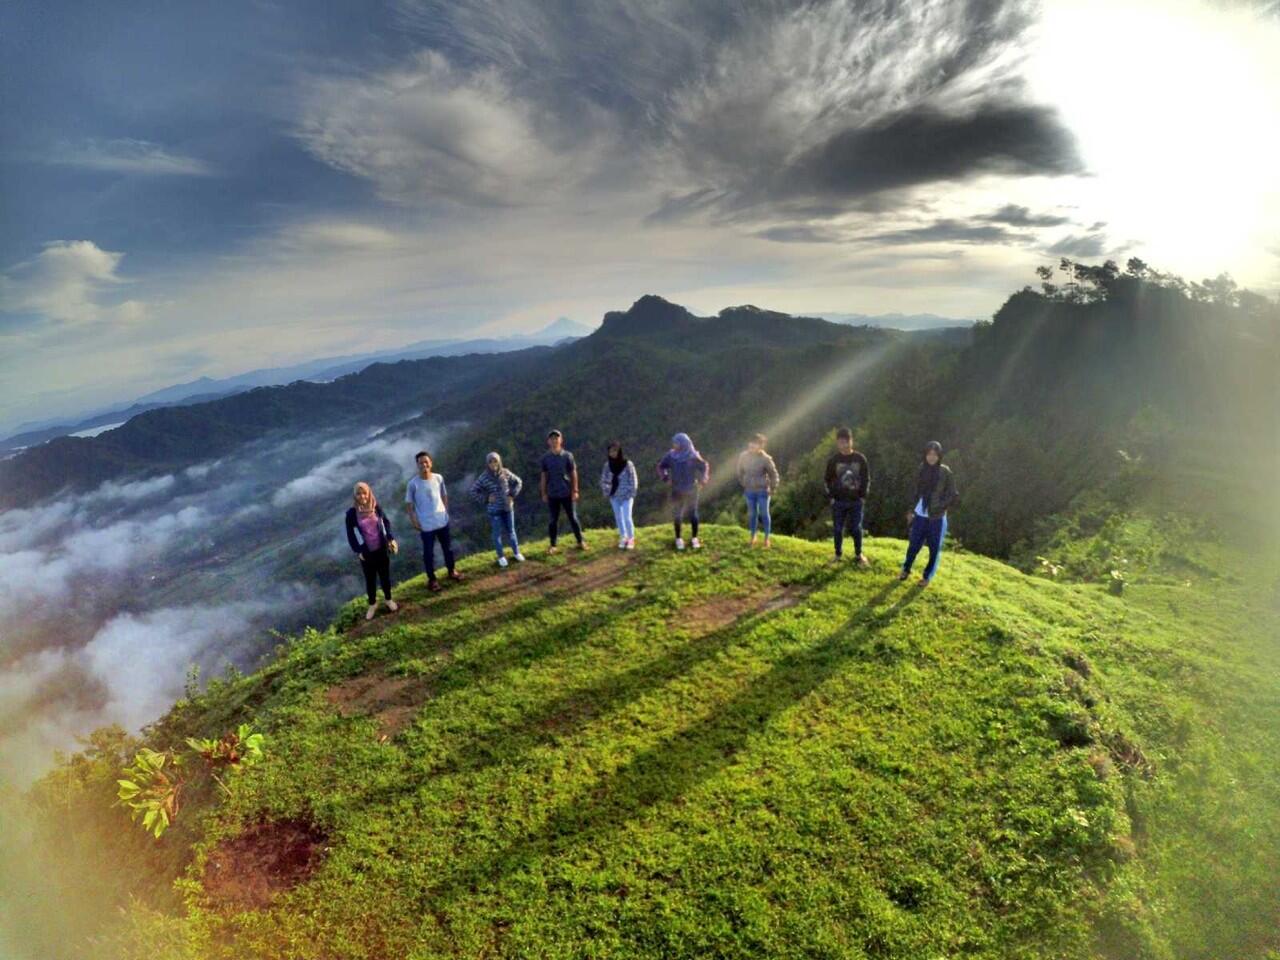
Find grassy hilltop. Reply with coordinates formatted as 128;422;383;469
20;523;1277;960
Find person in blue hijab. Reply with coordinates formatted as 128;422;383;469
657;432;710;551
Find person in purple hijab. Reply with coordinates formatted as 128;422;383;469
657;432;710;551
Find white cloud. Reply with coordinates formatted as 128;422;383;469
272;435;423;507
295;50;605;206
94;474;177;502
0;240;148;326
0;498;77;553
278;221;402;251
0;503;206;618
50;138;215;177
0;598;284;785
82;601;271;730
183;460;222;480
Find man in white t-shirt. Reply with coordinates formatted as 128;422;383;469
405;450;464;592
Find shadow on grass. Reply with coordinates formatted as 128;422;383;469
417;570;864;782
416;578;924;910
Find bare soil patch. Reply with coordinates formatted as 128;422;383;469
325;668;434;738
202;819;329;910
680;583;811;633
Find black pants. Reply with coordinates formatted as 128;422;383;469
420;526;455;582
672;488;699;539
547;495;584;546
360;546;392;604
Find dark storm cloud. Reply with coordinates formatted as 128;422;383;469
381;0;1071;225
754;225;845;244
983;204;1071;227
856;219;1033;246
643;188;727;226
1048;233;1109;257
774;104;1082;203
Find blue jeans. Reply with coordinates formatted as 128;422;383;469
903;513;947;580
745;491;771;537
832;499;864;557
488;508;519;559
610;496;635;540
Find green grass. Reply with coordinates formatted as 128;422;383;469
38;525;1280;959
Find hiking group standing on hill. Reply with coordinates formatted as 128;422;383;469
344;428;957;618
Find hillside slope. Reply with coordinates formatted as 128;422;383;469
11;526;1280;960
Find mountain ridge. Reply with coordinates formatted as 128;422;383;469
0;321;595;453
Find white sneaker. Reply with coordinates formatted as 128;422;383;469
513;553;526;562
618;538;627;550
691;537;702;550
497;556;509;568
385;600;399;612
365;603;377;621
675;538;686;551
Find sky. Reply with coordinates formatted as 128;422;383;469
2;0;1278;430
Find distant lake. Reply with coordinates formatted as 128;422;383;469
68;421;125;439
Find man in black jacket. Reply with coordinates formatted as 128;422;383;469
824;427;870;565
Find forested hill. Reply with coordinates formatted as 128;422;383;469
0;349;547;511
758;263;1280;564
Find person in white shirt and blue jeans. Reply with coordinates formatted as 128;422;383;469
405;450;464;592
900;441;958;586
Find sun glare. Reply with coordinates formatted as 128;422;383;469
1029;0;1280;282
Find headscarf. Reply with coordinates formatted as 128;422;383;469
669;432;700;463
353;481;378;516
915;441;944;504
486;451;503;472
607;442;627;495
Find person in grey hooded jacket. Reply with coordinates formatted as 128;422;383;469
470;452;525;567
736;433;780;547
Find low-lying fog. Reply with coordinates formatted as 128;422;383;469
0;419;462;786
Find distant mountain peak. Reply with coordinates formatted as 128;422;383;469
600;295;701;335
534;316;594;339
